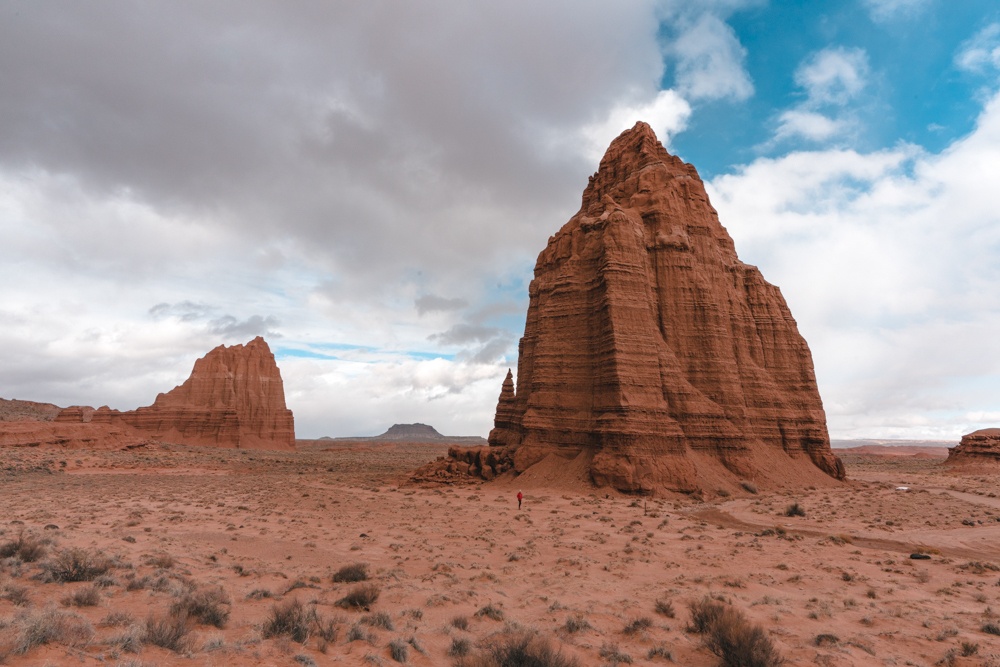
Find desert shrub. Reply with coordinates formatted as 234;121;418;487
263;598;313;643
0;531;48;562
247;588;274;600
13;607;95;654
451;615;470;631
690;599;783;667
784;503;806;518
563;615;591;633
145;613;190;653
450;636;472;657
347;623;373;643
655;598;675;618
741;481;758;494
336;583;380;610
61;584;101;607
475;603;505;621
146;553;176;569
982;622;1000;636
170;586;231;628
333;562;369;583
961;642;979;656
688;597;728;634
109;623;147;654
623;616;653;635
469;632;580;667
3;584;30;606
41;547;114;582
294;655;318;667
598;642;633;664
648;645;673;660
814;633;839;647
389;638;409;662
102;611;135;627
361;611;394;631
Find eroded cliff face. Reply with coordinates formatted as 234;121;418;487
488;122;844;493
120;336;295;449
19;337;296;450
946;429;1000;465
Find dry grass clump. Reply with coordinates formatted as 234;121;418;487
451;615;471;631
654;598;675;618
336;583;381;610
40;547;114;582
11;607;95;654
61;584;101;607
0;531;48;562
332;562;369;582
623;616;653;635
784;503;806;518
388;637;409;662
456;632;579;667
563;615;592;633
598;642;633;664
475;603;505;621
687;597;783;667
361;610;394;630
109;622;147;654
170;586;231;628
262;597;339;644
145;612;190;653
449;636;473;657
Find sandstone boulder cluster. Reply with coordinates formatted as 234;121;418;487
2;337;294;450
427;122;844;493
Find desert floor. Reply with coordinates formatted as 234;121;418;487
0;442;999;666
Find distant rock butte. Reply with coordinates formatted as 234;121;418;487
377;424;445;440
3;337;295;450
0;398;62;422
424;122;844;493
946;428;1000;464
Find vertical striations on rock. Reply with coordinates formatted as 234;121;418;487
120;336;295;449
489;121;844;493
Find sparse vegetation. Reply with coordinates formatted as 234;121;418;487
333;562;369;582
170;586;231;628
655;598;675;617
12;607;95;654
449;636;472;657
336;583;381;610
784;502;806;518
61;584;101;607
361;610;394;630
563;615;592;633
598;642;633;664
459;632;580;667
0;531;48;562
145;613;190;653
688;597;783;667
623;616;653;635
451;614;470;631
476;603;505;621
40;547;114;582
389;638;409;662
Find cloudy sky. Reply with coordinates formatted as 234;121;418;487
2;1;998;441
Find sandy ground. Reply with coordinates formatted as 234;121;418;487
0;443;998;666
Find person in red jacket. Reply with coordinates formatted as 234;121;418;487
517;490;523;510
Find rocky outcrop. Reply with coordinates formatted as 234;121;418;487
0;399;62;422
0;337;295;450
946;429;1000;464
375;424;445;441
119;337;295;449
477;122;843;494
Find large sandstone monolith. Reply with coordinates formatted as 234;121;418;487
946;428;1000;465
485;122;844;493
119;336;295;449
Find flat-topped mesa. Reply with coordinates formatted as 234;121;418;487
488;121;844;493
946;428;1000;464
120;336;295;449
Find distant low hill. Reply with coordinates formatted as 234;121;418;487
322;423;486;444
832;439;953;458
0;398;62;422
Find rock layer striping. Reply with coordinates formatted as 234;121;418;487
485;122;843;493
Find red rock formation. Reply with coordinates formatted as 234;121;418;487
946;428;1000;464
120;336;295;449
54;406;95;423
485;122;843;493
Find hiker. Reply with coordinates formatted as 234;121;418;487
517;490;523;510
